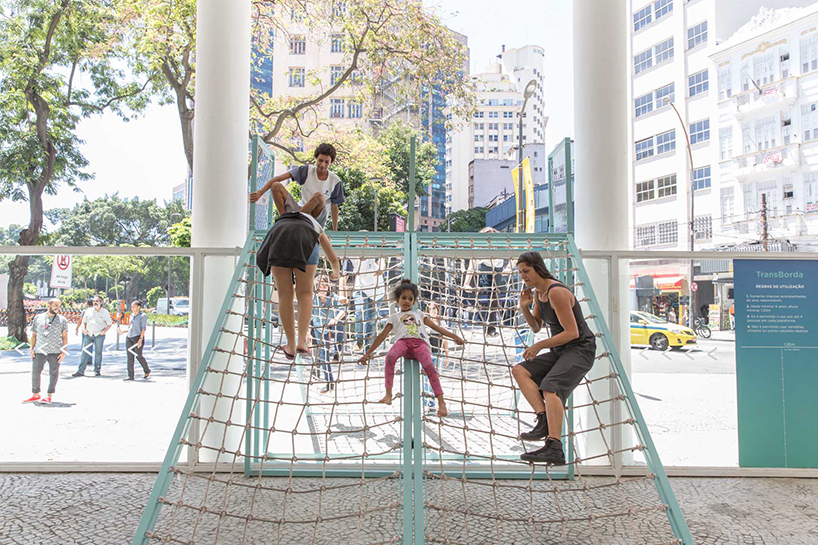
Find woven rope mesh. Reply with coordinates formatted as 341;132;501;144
139;233;685;545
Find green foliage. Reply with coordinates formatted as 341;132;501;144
338;172;407;232
168;217;191;248
0;336;23;351
23;283;36;295
446;207;488;233
147;314;188;327
60;288;97;307
378;121;439;196
146;286;163;309
46;195;189;247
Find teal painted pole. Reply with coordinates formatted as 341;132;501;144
408;233;424;544
408;137;416;233
564;138;574;235
547;156;554;233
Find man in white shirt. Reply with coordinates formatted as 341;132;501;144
352;258;382;353
72;296;113;377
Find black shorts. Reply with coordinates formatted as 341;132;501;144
518;341;596;405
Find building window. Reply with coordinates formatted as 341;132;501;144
656;129;676;154
741;63;751;92
693;215;712;240
656;174;677;197
635;92;653;117
330;65;345;85
688;69;709;97
473;111;484;119
657;220;678;244
503;111;514;118
331;34;343;53
330;98;345;118
755;115;776;150
718;66;732;100
721;187;735;222
801;102;818;141
636;224;656;246
488;99;499;106
347;101;362;118
757;180;778;212
693;166;711;190
783;116;793;144
289;35;306;55
636;180;655;202
754;52;774;85
474;146;484;154
654;0;672;19
488;111;498;118
634;47;653;74
488;134;498;142
720;127;733;160
687;21;707;50
503;134;509;141
655;82;674;109
474;133;483;141
475;123;484;130
289;67;305;87
655;37;674;65
805;173;818;212
801;34;818;73
489;146;499;154
689;119;710;145
488;123;498;130
635;137;654;161
633;4;652;31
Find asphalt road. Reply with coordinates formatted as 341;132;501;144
630;338;736;375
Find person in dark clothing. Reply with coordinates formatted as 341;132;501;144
256;198;341;360
512;251;597;466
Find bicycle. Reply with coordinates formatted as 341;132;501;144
694;317;711;339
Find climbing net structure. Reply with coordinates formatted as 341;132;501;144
132;230;692;545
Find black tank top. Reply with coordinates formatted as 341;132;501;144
536;282;596;353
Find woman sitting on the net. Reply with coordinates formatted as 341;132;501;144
511;251;597;466
256;198;341;360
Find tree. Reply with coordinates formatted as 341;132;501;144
146;286;163;309
168;217;191;248
120;0;473;171
446;208;488;233
337;171;407;232
0;0;149;341
377;121;438;196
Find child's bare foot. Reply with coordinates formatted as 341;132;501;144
296;341;309;354
378;394;393;405
437;403;449;417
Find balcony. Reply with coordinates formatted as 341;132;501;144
732;78;797;119
732;143;800;181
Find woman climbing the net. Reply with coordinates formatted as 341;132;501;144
359;279;465;417
512;251;597;465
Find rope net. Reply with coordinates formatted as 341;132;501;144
138;233;687;545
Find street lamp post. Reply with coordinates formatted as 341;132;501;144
664;98;696;330
168;213;183;309
518;79;538;232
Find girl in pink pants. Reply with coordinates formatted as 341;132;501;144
359;279;465;417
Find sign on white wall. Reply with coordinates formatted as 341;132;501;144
50;255;72;289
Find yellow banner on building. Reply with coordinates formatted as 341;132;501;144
522;157;535;233
512;166;521;233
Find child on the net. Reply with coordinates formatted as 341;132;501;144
359;279;465;417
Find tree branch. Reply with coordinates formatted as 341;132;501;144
68;79;151;112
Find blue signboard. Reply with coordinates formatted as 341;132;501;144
735;260;818;468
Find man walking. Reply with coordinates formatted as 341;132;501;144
120;300;150;381
23;299;69;404
73;295;112;377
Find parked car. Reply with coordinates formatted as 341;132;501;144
156;297;190;316
630;311;697;350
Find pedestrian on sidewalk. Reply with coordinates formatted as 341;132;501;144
23;299;69;404
120;300;150;381
73;296;112;377
729;302;735;331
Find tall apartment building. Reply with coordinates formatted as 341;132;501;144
628;0;813;251
251;22;468;232
711;4;818;251
445;45;546;215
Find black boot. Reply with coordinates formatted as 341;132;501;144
520;411;549;441
520;438;566;465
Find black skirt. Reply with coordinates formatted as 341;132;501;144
256;212;320;275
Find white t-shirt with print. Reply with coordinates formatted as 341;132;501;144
388;309;429;343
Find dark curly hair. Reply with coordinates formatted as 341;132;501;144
393;279;418;302
314;143;337;163
516;252;558;281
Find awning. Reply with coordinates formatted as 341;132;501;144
654;276;686;290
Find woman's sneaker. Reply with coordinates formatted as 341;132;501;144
520;412;549;441
22;394;41;404
520;438;566;465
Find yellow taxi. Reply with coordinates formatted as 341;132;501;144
630;311;697;350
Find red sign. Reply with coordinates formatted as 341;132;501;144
57;255;71;270
691;282;698;292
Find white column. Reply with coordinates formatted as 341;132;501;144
572;0;634;466
191;1;251;463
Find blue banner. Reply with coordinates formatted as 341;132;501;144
735;259;818;468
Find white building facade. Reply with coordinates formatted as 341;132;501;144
445;45;546;215
628;0;815;251
711;4;818;251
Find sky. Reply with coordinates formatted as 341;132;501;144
0;0;574;230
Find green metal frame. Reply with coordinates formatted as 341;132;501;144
547;137;574;235
134;137;692;545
